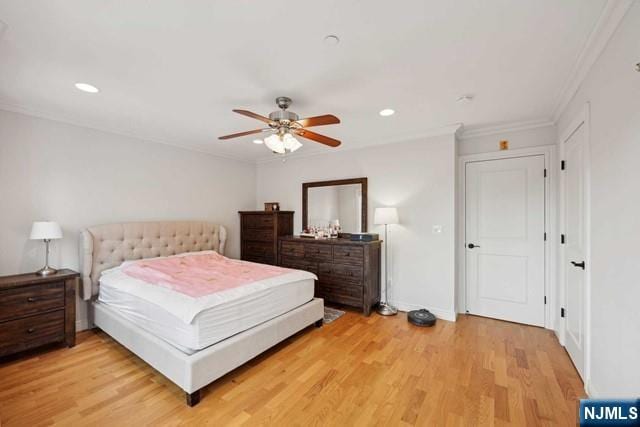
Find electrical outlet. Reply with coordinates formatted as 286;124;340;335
432;225;443;234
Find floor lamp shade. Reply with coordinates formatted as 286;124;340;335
374;207;399;225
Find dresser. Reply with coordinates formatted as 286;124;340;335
278;236;381;315
239;211;294;265
0;269;78;357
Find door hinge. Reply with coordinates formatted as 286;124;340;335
561;160;566;170
561;234;566;244
544;168;547;178
561;307;565;318
544;296;547;304
544;232;547;241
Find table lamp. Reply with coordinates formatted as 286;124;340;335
30;221;63;276
374;207;399;315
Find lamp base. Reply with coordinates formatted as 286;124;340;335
36;266;58;277
376;302;398;316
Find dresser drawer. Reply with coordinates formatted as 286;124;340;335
243;254;275;265
281;241;305;258
242;228;274;242
243;241;274;257
304;244;332;262
318;282;363;308
242;215;274;229
319;263;363;285
280;256;318;275
333;245;364;265
0;282;65;322
0;310;65;356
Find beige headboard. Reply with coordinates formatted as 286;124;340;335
80;221;227;300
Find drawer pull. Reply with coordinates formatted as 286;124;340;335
27;328;35;334
27;297;37;303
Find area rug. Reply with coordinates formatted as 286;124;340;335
323;307;345;324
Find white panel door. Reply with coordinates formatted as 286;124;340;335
466;155;545;326
564;123;587;378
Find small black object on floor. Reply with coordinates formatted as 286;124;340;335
408;309;436;327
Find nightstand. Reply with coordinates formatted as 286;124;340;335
0;269;79;357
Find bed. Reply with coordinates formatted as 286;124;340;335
80;221;324;406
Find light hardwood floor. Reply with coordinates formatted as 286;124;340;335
0;312;584;426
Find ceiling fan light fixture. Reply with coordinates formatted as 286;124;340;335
264;133;302;154
264;134;285;154
252;139;263;144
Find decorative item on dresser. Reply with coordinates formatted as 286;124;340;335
278;236;381;315
239;211;294;265
0;269;78;357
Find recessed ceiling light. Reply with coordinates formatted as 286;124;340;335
379;109;395;117
456;94;474;103
75;83;99;93
323;35;340;46
253;139;264;144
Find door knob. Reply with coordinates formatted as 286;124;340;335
467;243;480;249
570;261;585;270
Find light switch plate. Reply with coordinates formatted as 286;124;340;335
432;225;443;234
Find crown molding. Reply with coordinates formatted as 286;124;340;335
0;100;254;165
254;123;463;165
459;119;555;140
551;0;633;122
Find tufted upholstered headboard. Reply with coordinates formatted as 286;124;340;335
80;221;227;300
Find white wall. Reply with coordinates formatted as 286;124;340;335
458;124;556;155
557;3;640;397
256;134;458;320
0;110;256;329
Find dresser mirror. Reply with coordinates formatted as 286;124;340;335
302;177;368;233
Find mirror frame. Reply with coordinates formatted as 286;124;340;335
302;177;368;232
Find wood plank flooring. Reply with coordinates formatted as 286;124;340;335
0;312;585;426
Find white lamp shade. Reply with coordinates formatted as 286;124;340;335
30;221;63;240
374;207;399;225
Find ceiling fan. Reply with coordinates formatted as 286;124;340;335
218;97;341;154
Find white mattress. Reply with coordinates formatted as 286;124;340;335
98;277;315;354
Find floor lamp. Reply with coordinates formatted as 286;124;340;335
374;207;399;316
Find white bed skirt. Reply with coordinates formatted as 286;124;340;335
93;298;324;393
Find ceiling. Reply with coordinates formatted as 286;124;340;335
0;0;607;162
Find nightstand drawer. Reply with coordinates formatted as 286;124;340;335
0;281;65;322
0;310;65;356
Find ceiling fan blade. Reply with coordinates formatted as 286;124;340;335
218;128;269;140
295;114;340;128
294;129;341;147
233;109;274;125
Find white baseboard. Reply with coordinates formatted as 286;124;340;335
394;301;457;322
585;380;598;398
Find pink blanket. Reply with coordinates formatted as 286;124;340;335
121;252;293;298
